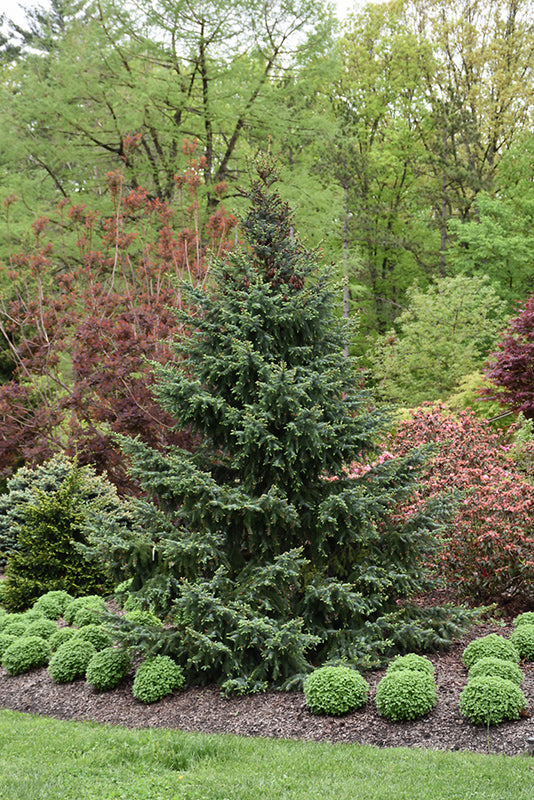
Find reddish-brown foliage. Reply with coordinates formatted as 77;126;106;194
0;143;237;492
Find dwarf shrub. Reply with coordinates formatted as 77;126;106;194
48;638;96;683
513;612;534;628
0;613;25;633
124;609;164;628
375;670;437;721
63;596;106;626
303;666;369;716
510;624;534;661
49;627;76;652
86;647;131;691
468;657;523;686
2;621;29;638
2;636;50;675
32;590;74;620
459;676;527;725
132;655;185;704
73;624;112;652
386;654;435;677
462;634;519;669
0;633;16;659
25;618;58;640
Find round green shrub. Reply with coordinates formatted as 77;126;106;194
25;618;58;640
73;624;112;652
513;612;534;628
49;627;76;652
0;633;17;659
511;624;534;661
375;670;437;721
459;676;527;725
462;634;519;669
63;596;106;626
0;613;26;633
2;620;29;638
468;657;523;686
386;654;435;677
132;656;185;704
86;647;131;691
32;590;74;620
48;638;96;683
2;636;50;675
303;666;369;716
124;609;164;628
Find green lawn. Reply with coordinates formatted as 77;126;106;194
0;709;532;800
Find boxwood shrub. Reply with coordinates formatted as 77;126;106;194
86;647;131;691
468;657;523;686
459;676;527;725
510;624;534;661
0;633;16;659
63;596;107;627
25;617;58;640
32;590;74;620
303;665;369;716
513;612;534;628
386;654;434;677
132;655;185;704
462;634;519;669
73;624;113;652
2;636;50;675
48;638;96;683
49;627;76;652
375;670;437;721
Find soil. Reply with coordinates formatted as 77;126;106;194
1;621;534;757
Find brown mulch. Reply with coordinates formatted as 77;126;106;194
1;621;534;757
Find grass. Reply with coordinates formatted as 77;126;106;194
0;710;532;799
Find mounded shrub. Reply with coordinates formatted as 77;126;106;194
124;609;164;628
375;670;437;721
0;613;26;633
386;654;434;677
132;655;185;704
48;638;96;683
0;633;17;659
468;657;523;686
2;620;29;638
513;612;534;628
73;624;113;652
303;666;369;716
49;627;76;652
63;596;107;626
462;634;519;669
86;647;131;691
459;676;527;725
32;590;74;620
510;625;534;661
25;617;58;640
2;636;50;675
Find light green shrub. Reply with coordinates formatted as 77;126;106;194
0;633;17;659
386;654;435;677
73;624;112;652
32;590;74;620
468;657;523;685
462;634;519;669
513;612;534;628
375;670;437;721
2;620;29;637
25;618;58;640
48;638;96;683
459;676;527;725
303;666;369;716
132;656;185;704
124;609;164;628
86;647;131;691
63;596;106;626
49;627;76;651
2;636;50;675
510;624;534;661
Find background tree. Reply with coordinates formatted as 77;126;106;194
89;163;471;694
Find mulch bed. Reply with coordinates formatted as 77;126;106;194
1;621;534;756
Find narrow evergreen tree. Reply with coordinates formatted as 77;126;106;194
93;161;471;693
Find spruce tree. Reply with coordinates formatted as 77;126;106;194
94;162;471;693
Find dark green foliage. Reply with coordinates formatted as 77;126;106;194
73;624;113;652
32;590;74;620
459;676;527;725
303;666;369;716
85;647;131;691
132;655;185;704
386;654;435;677
63;596;107;626
513;612;534;628
510;625;534;661
0;467;114;611
24;618;58;640
48;638;96;683
375;670;438;721
49;627;76;652
0;633;16;658
468;657;523;686
462;635;519;669
91;165;471;691
1;636;50;675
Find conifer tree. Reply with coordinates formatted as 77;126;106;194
94;161;471;693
